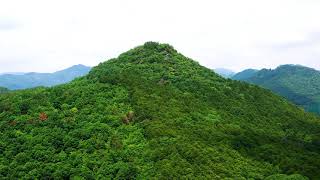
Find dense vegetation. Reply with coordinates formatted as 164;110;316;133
233;65;320;115
0;42;319;179
0;64;91;90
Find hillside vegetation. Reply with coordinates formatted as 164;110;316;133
0;43;319;179
233;65;320;115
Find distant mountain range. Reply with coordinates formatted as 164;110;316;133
232;69;258;80
232;65;320;115
0;64;91;90
0;72;26;75
213;68;235;78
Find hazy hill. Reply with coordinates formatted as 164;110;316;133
0;64;91;90
233;65;320;115
0;72;26;75
232;69;259;80
0;87;9;93
0;43;319;179
213;68;236;78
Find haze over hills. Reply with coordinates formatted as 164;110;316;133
0;72;26;75
0;87;9;93
233;65;320;115
213;68;236;78
0;42;319;179
0;64;91;90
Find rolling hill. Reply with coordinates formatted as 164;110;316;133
233;65;320;115
0;43;319;179
0;64;91;90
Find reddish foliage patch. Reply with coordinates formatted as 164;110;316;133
9;120;17;126
39;112;48;121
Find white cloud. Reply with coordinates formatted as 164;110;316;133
0;0;320;72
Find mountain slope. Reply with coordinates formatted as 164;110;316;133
0;42;319;179
0;64;91;90
232;68;258;80
233;65;320;115
213;68;235;78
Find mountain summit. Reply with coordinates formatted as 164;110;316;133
0;42;319;179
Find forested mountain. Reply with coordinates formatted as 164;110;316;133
0;87;9;93
0;64;91;90
232;69;258;80
213;68;235;78
233;65;320;115
0;42;319;179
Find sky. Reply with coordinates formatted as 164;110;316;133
0;0;320;73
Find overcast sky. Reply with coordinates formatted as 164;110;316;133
1;0;320;73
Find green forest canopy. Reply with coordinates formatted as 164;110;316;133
0;42;319;179
233;65;320;115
